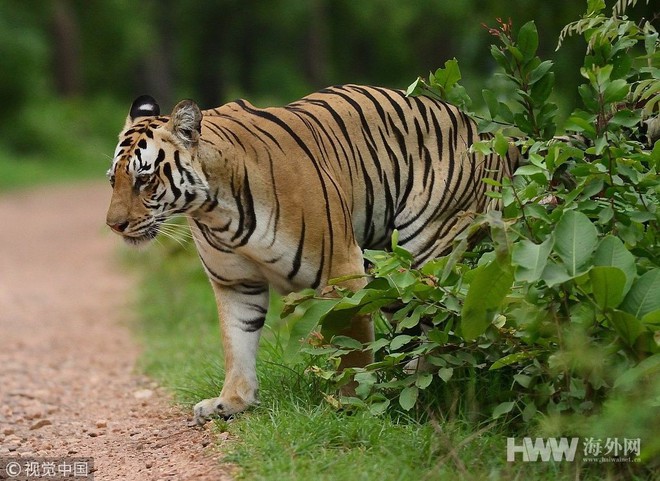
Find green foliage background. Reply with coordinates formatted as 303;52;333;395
3;0;654;190
0;0;591;107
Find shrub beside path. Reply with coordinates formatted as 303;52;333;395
0;182;232;480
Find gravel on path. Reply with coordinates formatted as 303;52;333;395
0;182;233;480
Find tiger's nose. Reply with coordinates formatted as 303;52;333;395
108;221;129;232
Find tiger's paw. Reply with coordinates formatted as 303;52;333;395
192;395;256;426
193;397;236;425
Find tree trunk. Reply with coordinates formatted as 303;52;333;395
305;0;329;88
141;1;174;107
51;0;81;97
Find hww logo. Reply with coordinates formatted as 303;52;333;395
507;437;579;462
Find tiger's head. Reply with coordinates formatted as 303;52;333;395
106;96;208;245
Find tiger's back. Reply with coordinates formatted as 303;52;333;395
199;84;514;279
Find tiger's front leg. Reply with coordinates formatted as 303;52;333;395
193;281;268;425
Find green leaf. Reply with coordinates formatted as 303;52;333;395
530;72;554;104
332;335;363;350
427;328;448;344
498;102;514;123
614;354;660;390
490;350;542;370
490;45;509;70
553;210;598;276
492;401;515;419
609;110;641;128
368;338;391;353
603;79;629;104
595;65;613;88
482;177;502;187
368;399;390;415
438;367;454;383
354;371;376;398
321;306;360;337
610;309;646;346
391;229;400;250
461;261;514;340
482;89;499;118
340;396;367;409
390;335;413;351
590;266;627;309
514;112;533;134
578;84;599;111
517;21;539;62
642;309;660;327
611;51;633;81
512;237;554;283
399;386;419;411
592;135;608;155
587;0;606;15
406;77;423;97
522;402;537;422
529;60;554;85
514;374;532;388
565;112;597;138
415;373;434;389
507;45;523;62
620;269;660;319
471;140;493;155
594;236;636;295
628;211;656;223
514;164;545;176
397;304;425;331
433;58;462;92
494;131;510;158
597;206;614;225
447;84;472;110
285;298;341;357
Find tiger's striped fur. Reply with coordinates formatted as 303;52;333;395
106;85;517;424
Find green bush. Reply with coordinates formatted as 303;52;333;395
282;0;659;466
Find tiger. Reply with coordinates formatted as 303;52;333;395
105;84;518;425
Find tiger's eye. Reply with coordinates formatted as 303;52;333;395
135;173;153;189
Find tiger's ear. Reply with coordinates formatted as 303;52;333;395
124;95;160;129
169;99;202;147
130;95;160;119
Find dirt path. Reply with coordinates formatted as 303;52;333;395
0;182;232;480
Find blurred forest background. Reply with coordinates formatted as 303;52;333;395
0;0;655;189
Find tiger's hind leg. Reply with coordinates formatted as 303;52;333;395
324;243;375;395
